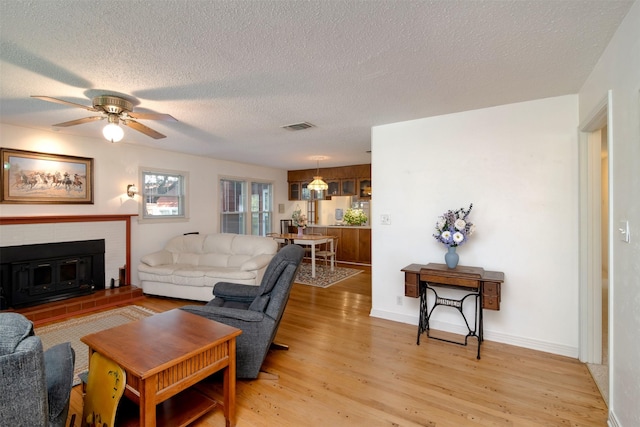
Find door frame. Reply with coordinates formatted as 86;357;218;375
578;91;611;364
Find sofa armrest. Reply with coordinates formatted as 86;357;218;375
213;282;261;302
181;305;264;322
44;342;75;426
140;250;173;267
240;254;273;272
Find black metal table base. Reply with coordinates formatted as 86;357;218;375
416;282;483;359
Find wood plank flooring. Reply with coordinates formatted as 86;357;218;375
63;266;607;426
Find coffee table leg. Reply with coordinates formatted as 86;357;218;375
140;377;157;426
224;338;237;427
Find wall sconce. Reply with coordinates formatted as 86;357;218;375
126;184;138;198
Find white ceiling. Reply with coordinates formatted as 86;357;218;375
0;0;633;170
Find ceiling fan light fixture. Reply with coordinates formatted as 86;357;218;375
103;122;124;142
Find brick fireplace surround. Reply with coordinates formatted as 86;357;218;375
0;215;143;325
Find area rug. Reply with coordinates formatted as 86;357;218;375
35;305;156;386
295;263;362;288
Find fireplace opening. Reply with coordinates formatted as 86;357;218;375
0;239;105;309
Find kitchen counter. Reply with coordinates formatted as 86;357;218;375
305;225;371;264
308;225;371;229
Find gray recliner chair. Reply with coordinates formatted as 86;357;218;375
181;244;304;379
0;313;75;427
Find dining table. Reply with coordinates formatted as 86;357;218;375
270;233;335;278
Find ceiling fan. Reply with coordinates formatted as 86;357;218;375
31;95;177;141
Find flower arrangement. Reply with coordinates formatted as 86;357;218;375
433;203;475;247
291;208;307;228
343;208;368;226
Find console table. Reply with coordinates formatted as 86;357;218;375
401;263;504;359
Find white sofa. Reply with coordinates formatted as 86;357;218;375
137;233;278;301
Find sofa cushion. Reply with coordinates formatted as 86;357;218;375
140;250;173;267
175;252;201;266
138;263;189;276
165;234;206;254
230;234;278;255
199;253;231;267
240;254;275;271
204;268;256;281
203;233;236;254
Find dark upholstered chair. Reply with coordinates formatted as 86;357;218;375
0;313;75;427
181;244;304;379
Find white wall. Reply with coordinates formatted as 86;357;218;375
0;124;288;283
370;95;580;356
579;2;640;425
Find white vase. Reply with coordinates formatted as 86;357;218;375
297;227;304;237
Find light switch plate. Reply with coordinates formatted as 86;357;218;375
380;214;391;225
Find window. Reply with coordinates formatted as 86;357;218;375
307;200;317;225
220;179;245;234
220;178;273;235
141;169;188;220
251;181;272;235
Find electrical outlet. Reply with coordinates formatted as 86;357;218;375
381;214;391;225
396;296;403;305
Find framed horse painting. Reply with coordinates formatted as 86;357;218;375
1;148;94;204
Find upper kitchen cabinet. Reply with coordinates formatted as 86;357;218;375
326;179;340;197
357;178;372;199
289;181;311;200
340;178;356;196
288;164;370;200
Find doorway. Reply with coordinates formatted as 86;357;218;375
579;94;610;405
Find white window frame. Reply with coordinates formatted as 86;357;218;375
219;176;273;235
138;167;189;223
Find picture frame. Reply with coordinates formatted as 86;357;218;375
1;148;94;204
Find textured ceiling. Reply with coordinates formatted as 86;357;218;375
0;0;633;169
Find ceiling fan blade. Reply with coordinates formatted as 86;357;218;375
123;119;166;139
53;116;104;127
127;112;177;122
31;96;99;112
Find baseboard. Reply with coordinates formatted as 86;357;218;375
370;308;578;358
608;410;620;427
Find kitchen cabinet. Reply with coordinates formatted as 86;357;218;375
357;178;372;199
306;226;371;265
322;179;355;198
326;179;340;197
289;182;301;200
341;179;356;196
288;164;369;200
288;181;311;200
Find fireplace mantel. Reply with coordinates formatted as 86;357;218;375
0;215;136;285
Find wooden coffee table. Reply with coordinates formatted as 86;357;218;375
81;309;242;427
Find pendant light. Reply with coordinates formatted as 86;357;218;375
307;158;328;191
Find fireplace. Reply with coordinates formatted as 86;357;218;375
0;240;105;309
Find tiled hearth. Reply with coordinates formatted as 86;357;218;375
7;286;144;326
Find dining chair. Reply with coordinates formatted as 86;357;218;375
280;219;293;234
315;236;338;266
302;232;323;258
70;352;126;427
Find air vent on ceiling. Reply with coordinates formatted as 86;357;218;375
281;122;315;131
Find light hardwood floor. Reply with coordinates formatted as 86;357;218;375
66;265;607;426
